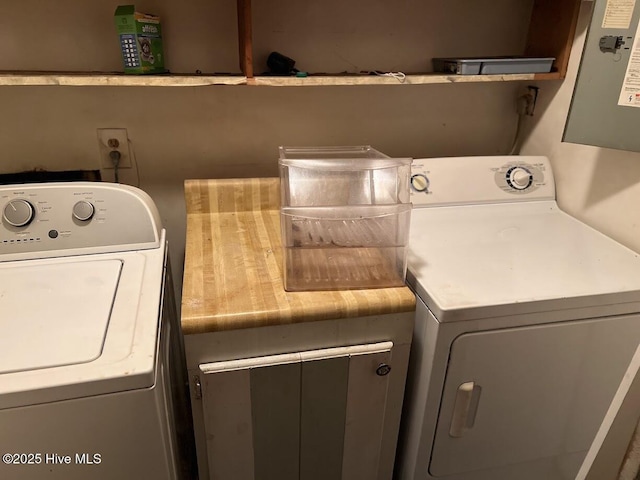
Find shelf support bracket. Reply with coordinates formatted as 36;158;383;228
237;0;254;78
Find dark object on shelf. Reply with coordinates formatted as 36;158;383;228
0;170;101;185
267;51;298;75
433;57;555;75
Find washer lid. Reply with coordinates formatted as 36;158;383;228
408;202;640;322
0;260;121;374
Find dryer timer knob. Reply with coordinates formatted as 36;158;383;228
508;167;532;190
411;173;430;193
73;201;95;222
3;199;35;227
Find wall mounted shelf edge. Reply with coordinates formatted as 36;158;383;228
0;72;563;88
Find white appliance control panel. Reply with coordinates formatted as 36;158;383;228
0;182;161;261
410;155;556;207
494;162;546;194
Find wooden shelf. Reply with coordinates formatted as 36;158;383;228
0;1;580;90
0;70;565;88
0;71;564;88
0;73;247;87
251;72;562;87
238;0;581;82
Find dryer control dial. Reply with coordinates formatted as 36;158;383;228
72;201;95;222
411;173;430;193
507;167;533;190
3;199;35;227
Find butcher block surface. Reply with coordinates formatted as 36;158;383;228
181;178;416;334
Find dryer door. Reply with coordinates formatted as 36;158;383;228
430;314;640;478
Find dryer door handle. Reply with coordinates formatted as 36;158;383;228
449;381;482;438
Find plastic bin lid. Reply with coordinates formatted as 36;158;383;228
280;158;412;170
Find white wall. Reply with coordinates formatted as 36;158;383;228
521;1;640;255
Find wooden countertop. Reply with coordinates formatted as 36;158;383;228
181;178;416;335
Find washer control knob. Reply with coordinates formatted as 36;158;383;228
3;199;35;227
72;201;95;222
411;173;430;193
509;167;532;190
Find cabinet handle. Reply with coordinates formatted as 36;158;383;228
193;375;202;399
376;363;391;376
449;381;482;438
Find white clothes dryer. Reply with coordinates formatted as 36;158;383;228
397;156;640;480
0;182;195;480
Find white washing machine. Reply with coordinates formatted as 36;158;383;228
397;156;640;480
0;182;196;479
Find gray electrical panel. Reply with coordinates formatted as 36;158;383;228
565;0;640;151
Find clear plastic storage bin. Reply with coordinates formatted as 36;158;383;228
279;146;411;207
280;204;411;291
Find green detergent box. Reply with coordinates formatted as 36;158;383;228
114;5;166;74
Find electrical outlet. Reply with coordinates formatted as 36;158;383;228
515;86;540;117
97;128;132;169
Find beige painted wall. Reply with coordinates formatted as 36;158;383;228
0;83;521;296
521;1;640;255
0;0;531;297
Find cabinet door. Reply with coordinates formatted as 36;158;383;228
430;316;640;478
198;342;393;480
